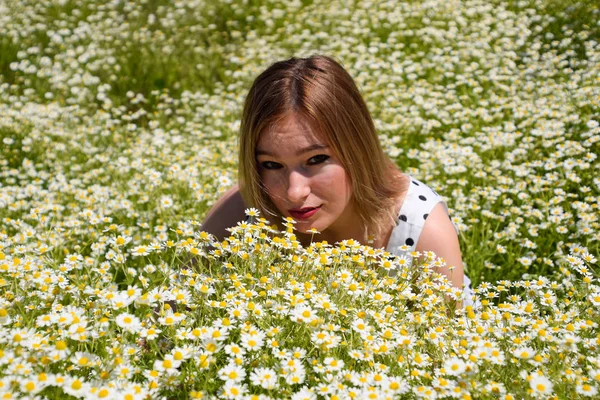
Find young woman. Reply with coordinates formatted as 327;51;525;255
202;55;472;304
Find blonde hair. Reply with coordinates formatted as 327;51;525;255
238;55;407;236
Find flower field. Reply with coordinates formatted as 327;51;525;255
0;0;599;398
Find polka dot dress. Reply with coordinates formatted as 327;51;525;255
385;175;475;307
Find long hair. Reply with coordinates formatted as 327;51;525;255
238;55;406;236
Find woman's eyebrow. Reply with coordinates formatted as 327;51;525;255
256;143;329;157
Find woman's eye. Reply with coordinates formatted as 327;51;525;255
307;154;330;165
260;161;283;170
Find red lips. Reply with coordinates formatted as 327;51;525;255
288;206;321;220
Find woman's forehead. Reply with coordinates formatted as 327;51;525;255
258;114;325;148
270;113;318;134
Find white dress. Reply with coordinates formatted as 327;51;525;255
385;174;475;307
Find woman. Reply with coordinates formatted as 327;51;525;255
202;55;471;304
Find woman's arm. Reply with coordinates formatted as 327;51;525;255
416;202;465;289
201;185;247;241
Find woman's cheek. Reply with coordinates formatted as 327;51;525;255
320;164;350;190
261;173;285;204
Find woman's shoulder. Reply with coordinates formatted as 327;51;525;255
201;185;247;241
394;174;445;223
387;174;458;252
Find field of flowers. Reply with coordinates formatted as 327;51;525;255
0;0;599;398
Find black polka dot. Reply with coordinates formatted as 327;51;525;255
412;181;420;186
423;213;428;220
399;214;407;222
419;195;427;201
405;238;414;246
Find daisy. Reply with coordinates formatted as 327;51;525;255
19;378;45;395
443;357;466;376
90;386;115;399
412;352;431;368
292;305;318;324
153;355;181;375
284;369;307;385
588;292;600;306
219;363;246;383
484;381;506;395
139;326;161;340
120;384;148;400
202;326;229;342
71;352;97;368
221;381;247;399
576;383;598;397
131;245;150;256
513;346;535;360
323;357;344;372
290;387;315;400
240;331;265;351
62;376;89;397
386;377;409;394
158;312;185;326
291;348;307;359
352;318;371;335
274;349;292;360
224;343;246;359
115;313;141;333
412;385;437;399
48;339;70;360
171;346;193;362
111;235;131;247
529;374;553;397
249;367;278;389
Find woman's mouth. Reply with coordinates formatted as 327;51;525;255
288;206;321;220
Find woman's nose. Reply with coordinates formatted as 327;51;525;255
286;169;311;203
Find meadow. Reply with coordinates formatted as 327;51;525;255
0;0;599;398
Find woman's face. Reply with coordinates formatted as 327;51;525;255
256;114;354;235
